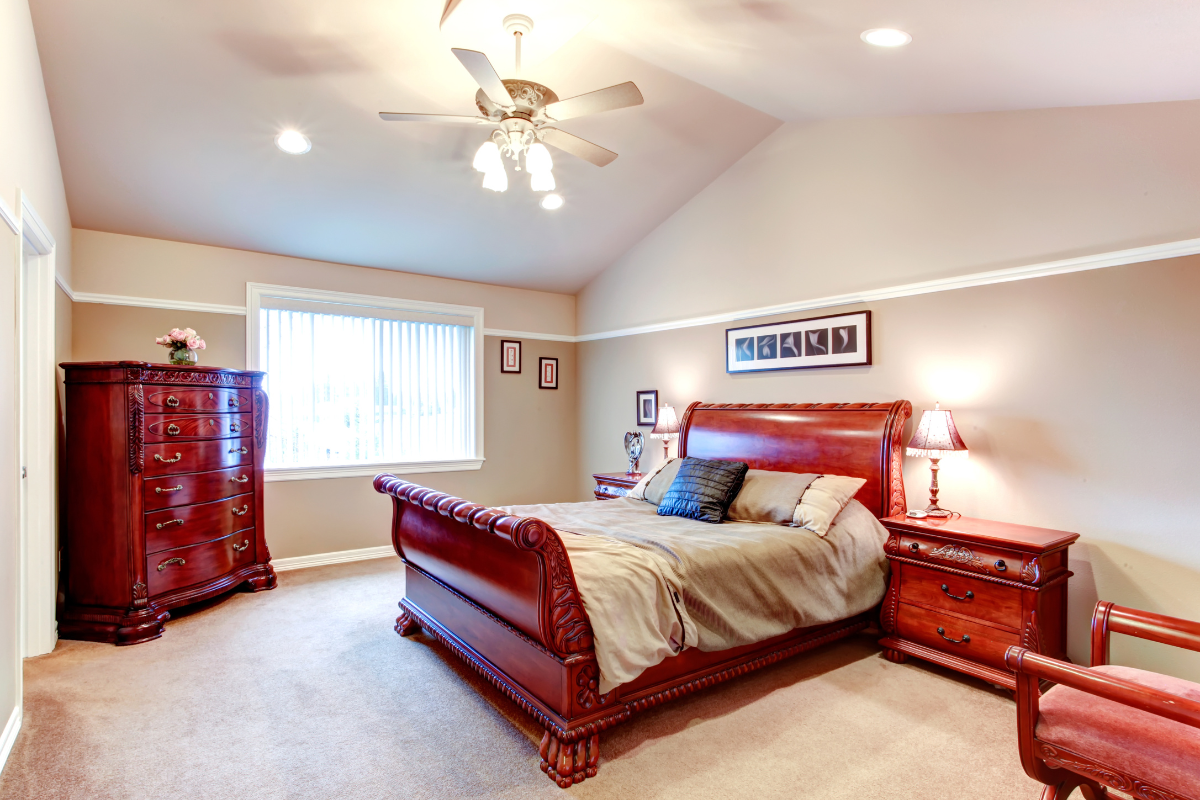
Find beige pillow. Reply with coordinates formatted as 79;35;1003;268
792;475;867;536
629;458;683;505
727;470;820;524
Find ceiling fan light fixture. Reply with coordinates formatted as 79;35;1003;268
531;171;556;192
861;28;911;47
274;130;311;155
526;142;553;174
482;168;508;192
541;194;563;210
473;141;503;173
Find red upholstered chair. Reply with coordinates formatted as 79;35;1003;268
1005;602;1200;800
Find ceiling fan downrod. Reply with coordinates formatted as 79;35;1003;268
503;14;533;78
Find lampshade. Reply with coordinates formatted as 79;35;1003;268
530;171;555;192
650;405;680;439
906;402;969;459
481;167;508;192
526;142;553;174
473;141;503;173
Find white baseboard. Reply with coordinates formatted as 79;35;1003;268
272;545;394;572
0;704;21;775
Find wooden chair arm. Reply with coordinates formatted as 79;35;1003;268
1006;646;1200;729
1091;601;1200;666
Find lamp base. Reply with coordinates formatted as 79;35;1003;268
920;457;958;519
921;504;956;519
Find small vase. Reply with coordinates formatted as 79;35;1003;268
170;347;199;366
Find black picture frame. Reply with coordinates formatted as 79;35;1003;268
500;340;521;374
726;310;872;374
636;390;658;427
538;357;558;389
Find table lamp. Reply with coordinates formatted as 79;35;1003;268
905;402;969;518
650;405;680;461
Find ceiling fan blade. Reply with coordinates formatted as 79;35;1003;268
544;82;643;123
451;48;513;108
379;112;490;124
540;128;618;167
439;0;464;29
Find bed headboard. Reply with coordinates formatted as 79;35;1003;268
678;401;912;519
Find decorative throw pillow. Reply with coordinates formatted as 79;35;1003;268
629;458;683;506
727;469;821;525
793;475;867;536
656;457;749;524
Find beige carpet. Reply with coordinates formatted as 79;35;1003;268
0;558;1049;799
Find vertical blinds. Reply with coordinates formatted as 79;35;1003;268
259;307;475;469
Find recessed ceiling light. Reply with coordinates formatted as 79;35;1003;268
541;194;563;210
275;130;311;155
861;28;911;47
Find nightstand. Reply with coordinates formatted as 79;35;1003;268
877;514;1079;690
593;472;641;501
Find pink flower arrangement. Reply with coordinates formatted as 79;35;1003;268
156;327;206;364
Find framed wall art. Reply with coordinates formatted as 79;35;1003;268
500;339;521;373
538;357;558;389
726;311;871;374
636;389;658;426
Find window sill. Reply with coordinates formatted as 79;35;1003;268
264;458;485;483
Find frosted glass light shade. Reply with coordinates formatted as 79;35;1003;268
906;402;969;459
530;171;556;191
526;142;553;174
473;141;503;173
482;167;508;192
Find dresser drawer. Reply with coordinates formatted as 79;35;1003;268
899;563;1023;630
145;413;252;442
144;438;252;477
145;494;255;553
145;387;251;413
144;465;255;511
146;531;256;596
900;534;1024;581
896;603;1020;671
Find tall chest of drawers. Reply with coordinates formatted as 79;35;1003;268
59;362;277;645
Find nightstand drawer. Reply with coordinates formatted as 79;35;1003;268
896;603;1020;671
900;534;1024;581
900;563;1023;630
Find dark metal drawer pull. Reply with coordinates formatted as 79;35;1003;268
229;445;248;455
940;584;974;602
157;557;186;571
230;422;241;432
908;542;920;553
936;627;970;644
154;452;183;463
232;540;250;552
231;475;249;484
994;560;1007;572
166;424;180;436
165;395;180;407
156;485;183;494
232;505;249;516
156;518;184;530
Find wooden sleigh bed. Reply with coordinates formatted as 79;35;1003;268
373;400;912;788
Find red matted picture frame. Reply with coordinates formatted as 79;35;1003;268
538;357;558;389
500;340;521;374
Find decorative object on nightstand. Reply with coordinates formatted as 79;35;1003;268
593;472;641;501
905;402;968;518
877;514;1079;690
636;389;658;426
650;404;680;460
623;431;644;475
500;340;521;373
538;356;558;389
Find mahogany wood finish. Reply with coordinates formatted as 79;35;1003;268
1007;602;1200;800
878;514;1078;690
376;400;911;788
58;362;276;645
592;472;641;501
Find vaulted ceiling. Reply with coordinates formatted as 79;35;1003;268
29;0;1200;293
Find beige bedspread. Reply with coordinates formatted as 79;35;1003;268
499;497;889;692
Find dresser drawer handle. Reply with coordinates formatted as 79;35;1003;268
154;452;183;464
166;424;180;436
231;475;249;484
165;395;180;407
994;559;1007;572
156;518;185;530
940;584;974;602
228;397;242;407
908;542;920;553
232;504;249;516
229;445;248;455
157;557;186;571
232;539;250;552
156;485;184;494
230;422;242;433
936;627;970;645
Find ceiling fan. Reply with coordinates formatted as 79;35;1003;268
379;14;644;194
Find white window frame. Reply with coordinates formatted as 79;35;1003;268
246;282;485;482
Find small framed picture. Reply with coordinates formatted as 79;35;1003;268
726;310;871;374
500;340;521;373
539;357;558;389
636;389;658;427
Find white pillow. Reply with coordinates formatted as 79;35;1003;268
792;475;867;536
629;458;682;505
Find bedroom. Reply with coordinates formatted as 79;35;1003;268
2;0;1199;797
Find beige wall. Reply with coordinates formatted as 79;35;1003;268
72;229;575;337
70;293;579;561
578;99;1200;335
579;256;1200;680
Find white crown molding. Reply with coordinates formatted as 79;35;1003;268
265;457;485;483
271;545;393;572
0;702;21;775
575;236;1200;342
0;195;18;235
483;327;576;342
71;291;247;315
54;272;75;300
18;191;54;255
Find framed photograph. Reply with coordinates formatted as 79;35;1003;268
538;357;558;389
500;339;521;373
727;311;871;373
636;390;658;427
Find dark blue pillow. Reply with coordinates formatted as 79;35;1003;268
657;457;749;524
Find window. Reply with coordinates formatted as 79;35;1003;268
247;284;484;481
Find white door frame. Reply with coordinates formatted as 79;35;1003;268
16;190;57;658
